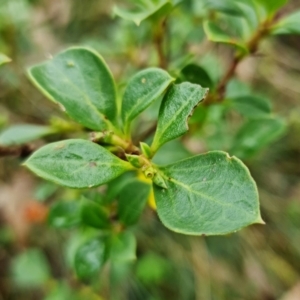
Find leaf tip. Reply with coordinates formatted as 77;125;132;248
255;215;265;225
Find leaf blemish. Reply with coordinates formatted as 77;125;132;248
89;162;97;167
67;60;75;67
141;78;146;84
54;143;65;150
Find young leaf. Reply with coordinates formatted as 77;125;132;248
151;82;208;153
0;124;54;146
228;95;271;118
0;53;11;66
231;117;286;159
203;20;247;51
113;0;172;26
48;200;81;228
121;68;174;134
81;198;110;229
24;139;133;189
74;237;106;279
153;151;262;235
271;11;300;35
28;47;117;131
117;179;151;226
110;231;136;262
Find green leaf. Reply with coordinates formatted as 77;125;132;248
153;151;262;235
271;11;300;35
151;82;208;152
24;139;133;189
110;231;136;262
0;124;54;146
0;53;11;66
231;117;286;159
121;68;174;134
204;0;243;16
255;0;286;14
228;95;271;118
180;64;214;89
203;20;247;51
74;237;106;279
27;47;117;131
81;198;110;229
113;0;172;26
11;249;50;288
117;179;151;226
48;200;81;228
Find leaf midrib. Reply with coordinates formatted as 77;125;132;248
153;88;204;149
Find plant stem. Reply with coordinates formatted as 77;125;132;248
207;18;275;104
153;18;168;69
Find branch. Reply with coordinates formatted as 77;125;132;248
206;18;275;104
0;145;35;158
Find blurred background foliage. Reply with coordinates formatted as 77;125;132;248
1;0;300;299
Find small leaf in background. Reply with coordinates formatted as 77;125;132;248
75;237;106;280
231;117;286;159
117;179;151;226
0;124;54;146
44;282;73;300
24;139;133;189
11;249;50;288
271;11;300;35
34;182;58;202
0;53;11;66
121;68;174;133
153;151;262;235
28;47;117;131
228;95;272;118
203;20;247;51
204;0;243;16
226;79;251;98
113;0;172;26
80;198;110;229
151;82;208;152
152;139;191;165
255;0;287;14
110;231;136;262
48;200;81;228
180;64;214;89
135;253;171;285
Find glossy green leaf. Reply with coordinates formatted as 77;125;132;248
0;124;54;146
0;53;11;66
151;82;208;152
113;0;172;26
11;249;50;288
255;0;286;14
272;11;300;35
48;200;81;228
231;117;286;159
153;151;262;235
117;179;151;226
28;47;117;131
110;231;136;262
74;237;106;279
229;95;271;118
81;198;110;229
121;68;174;133
24;139;133;189
203;20;247;51
180;64;214;89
